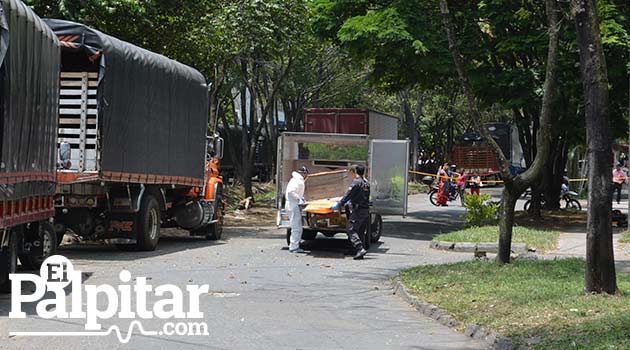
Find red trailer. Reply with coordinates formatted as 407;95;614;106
304;108;398;140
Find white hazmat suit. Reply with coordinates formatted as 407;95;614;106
285;171;305;251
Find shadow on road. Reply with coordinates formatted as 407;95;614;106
382;207;466;241
57;232;226;263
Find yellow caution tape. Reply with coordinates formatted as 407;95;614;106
408;170;588;183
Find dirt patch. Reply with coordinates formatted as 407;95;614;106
224;206;276;227
223;182;277;227
515;209;587;232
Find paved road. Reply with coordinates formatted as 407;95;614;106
0;194;486;350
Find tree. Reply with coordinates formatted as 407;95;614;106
571;0;617;294
438;0;560;263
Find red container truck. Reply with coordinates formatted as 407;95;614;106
303;108;398;139
0;0;61;291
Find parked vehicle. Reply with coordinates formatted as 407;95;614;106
428;183;465;207
217;125;272;183
523;184;581;211
276;132;409;248
453;123;525;182
0;0;61;291
304;108;398;139
45;20;224;251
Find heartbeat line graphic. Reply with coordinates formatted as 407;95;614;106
10;321;158;344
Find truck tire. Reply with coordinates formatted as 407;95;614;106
54;222;66;247
370;214;383;243
286;229;317;246
0;231;18;293
134;194;161;251
363;228;371;251
204;201;224;241
19;222;57;270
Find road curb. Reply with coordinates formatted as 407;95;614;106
429;241;529;255
392;277;527;350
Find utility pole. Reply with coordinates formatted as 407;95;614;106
627;38;630;220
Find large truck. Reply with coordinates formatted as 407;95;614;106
453;122;525;180
0;0;61;291
217;125;273;183
303;108;398;139
45;20;224;251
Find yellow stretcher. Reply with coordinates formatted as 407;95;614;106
301;197;342;215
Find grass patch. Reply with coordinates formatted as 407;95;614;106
408;182;429;195
400;259;630;350
621;231;630;244
433;226;559;251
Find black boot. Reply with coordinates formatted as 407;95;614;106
353;248;367;260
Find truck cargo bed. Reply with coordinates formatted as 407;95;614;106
47;19;208;187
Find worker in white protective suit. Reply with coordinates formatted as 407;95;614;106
285;166;308;253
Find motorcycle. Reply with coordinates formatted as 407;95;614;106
523;184;581;211
423;176;464;207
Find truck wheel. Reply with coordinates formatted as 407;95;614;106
204;202;224;241
370;214;383;243
0;231;18;293
19;222;57;270
134;194;161;251
286;229;316;246
54;222;67;247
363;229;371;251
301;230;317;241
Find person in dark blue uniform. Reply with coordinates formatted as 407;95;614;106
332;165;370;260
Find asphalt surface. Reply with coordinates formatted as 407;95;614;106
0;193;487;350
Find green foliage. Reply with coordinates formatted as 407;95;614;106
400;259;630;350
621;230;630;244
433;225;560;251
462;193;499;227
301;143;367;161
390;175;405;200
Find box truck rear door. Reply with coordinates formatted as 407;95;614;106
369;139;410;216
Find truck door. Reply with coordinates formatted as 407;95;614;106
369;139;410;216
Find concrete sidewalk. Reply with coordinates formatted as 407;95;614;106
545;231;630;274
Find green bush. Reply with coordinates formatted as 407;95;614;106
463;193;499;227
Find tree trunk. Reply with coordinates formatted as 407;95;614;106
571;0;617;294
543;138;568;210
439;0;560;263
497;186;518;263
529;185;543;218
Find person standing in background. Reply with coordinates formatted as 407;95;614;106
470;174;482;195
436;163;450;206
612;163;627;204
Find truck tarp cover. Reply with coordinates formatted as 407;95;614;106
45;19;208;183
0;0;60;200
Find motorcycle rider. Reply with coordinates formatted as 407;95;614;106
332;165;370;260
285;166;308;253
